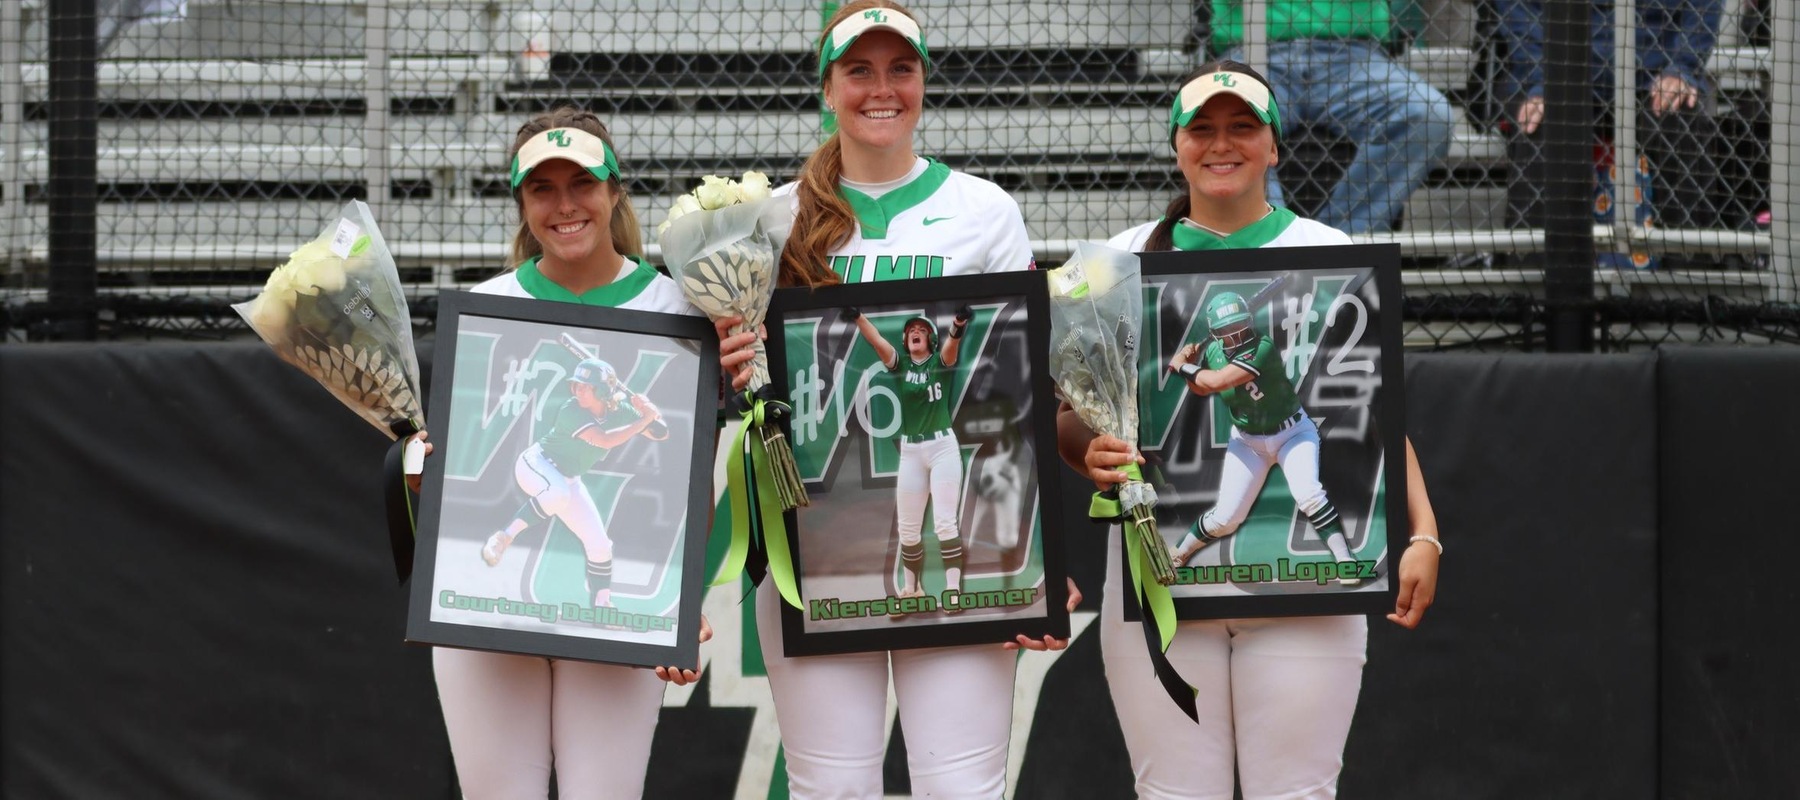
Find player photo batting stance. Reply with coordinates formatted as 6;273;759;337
844;305;974;597
1165;290;1359;577
481;356;668;608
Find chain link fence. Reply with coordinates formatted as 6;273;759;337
1;0;1794;349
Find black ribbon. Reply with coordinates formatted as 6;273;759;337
1104;508;1199;723
1134;580;1200;722
382;419;419;585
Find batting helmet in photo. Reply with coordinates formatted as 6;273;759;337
570;358;619;389
1205;292;1257;350
903;315;938;353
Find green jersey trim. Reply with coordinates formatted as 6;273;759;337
515;255;659;305
838;159;953;240
1168;207;1299;252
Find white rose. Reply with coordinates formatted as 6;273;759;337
247;291;293;335
671;193;704;220
658;193;706;237
286;241;349;296
694;175;735;210
739;171;772;201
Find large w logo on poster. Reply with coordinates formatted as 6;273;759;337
443;331;686;616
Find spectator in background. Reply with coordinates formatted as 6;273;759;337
1497;0;1727;230
1202;0;1458;234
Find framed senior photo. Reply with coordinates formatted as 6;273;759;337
766;272;1070;656
406;290;718;669
1130;243;1407;620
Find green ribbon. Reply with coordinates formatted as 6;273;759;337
1093;482;1200;721
711;394;803;609
1125;520;1178;651
1090;465;1176;651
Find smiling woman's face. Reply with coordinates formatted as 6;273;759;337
1175;93;1278;209
824;31;925;155
519;158;619;271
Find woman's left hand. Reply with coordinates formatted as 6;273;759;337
1386;540;1439;629
1004;578;1082;651
654;614;713;685
715;316;765;391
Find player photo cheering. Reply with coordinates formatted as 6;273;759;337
480;355;667;612
843;304;974;599
1163;290;1358;572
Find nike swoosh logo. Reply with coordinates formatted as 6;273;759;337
922;216;955;226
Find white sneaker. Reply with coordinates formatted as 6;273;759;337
481;530;513;566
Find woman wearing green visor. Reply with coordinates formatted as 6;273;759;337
431;106;737;799
745;2;1057;797
1057;62;1443;799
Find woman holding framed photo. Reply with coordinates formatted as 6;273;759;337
1055;61;1443;799
734;2;1058;796
422;105;738;799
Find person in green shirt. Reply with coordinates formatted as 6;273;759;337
1203;0;1455;233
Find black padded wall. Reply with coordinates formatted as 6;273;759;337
1658;347;1800;799
1344;354;1660;799
0;343;454;799
4;343;1797;799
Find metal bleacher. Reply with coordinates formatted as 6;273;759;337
0;0;1784;306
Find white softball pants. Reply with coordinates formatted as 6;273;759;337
1203;415;1330;537
1100;526;1367;800
756;581;1014;799
515;443;613;562
895;434;963;548
432;647;665;799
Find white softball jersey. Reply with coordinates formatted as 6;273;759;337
471;254;698;315
1106;209;1354;252
757;156;1033;799
774;157;1036;281
438;250;694;800
1101;209;1368;800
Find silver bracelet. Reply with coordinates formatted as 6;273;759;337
1408;535;1443;556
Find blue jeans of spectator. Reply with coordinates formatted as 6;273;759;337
1229;39;1455;234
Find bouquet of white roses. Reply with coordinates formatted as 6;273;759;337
658;171;806;507
1048;241;1197;721
659;171;806;609
233;200;424;445
1046;242;1175;587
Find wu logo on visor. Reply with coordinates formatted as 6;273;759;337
864;9;887;22
547;130;572;147
1214;74;1238;87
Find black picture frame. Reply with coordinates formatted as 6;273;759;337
1121;243;1408;621
406;290;719;669
765;272;1071;656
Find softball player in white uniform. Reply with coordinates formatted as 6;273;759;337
741;4;1040;797
845;309;974;597
480;355;666;610
428;108;714;800
1058;62;1442;799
